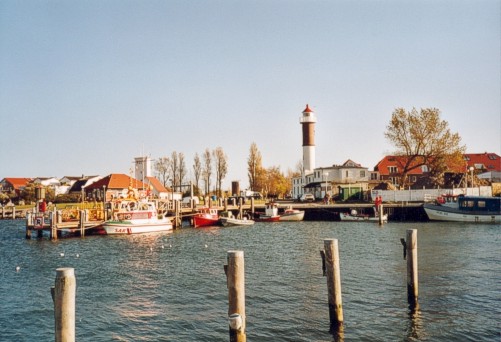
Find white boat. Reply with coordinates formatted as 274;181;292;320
103;198;173;235
340;207;388;222
423;194;500;223
219;211;255;227
279;206;305;221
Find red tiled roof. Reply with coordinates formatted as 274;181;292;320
85;174;148;190
374;156;425;176
2;178;32;189
145;177;168;192
464;153;501;172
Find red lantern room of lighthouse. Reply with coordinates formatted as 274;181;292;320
300;104;317;174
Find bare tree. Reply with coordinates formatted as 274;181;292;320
247;142;263;191
170;151;179;191
178;152;186;193
213;147;228;197
202;148;212;196
193;153;202;196
385;107;466;187
154;157;171;187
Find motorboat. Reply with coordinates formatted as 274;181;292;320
219;211;255;227
193;207;220;228
279;206;305;221
423;194;500;223
340;207;388;222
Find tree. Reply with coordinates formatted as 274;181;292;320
154;157;171;187
178;152;187;192
247;142;263;191
202;148;212;196
213;147;228;197
385;107;466;187
170;151;179;191
193;153;202;196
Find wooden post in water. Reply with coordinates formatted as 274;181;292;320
238;198;243;219
250;198;255;215
225;251;246;342
1;206;4;219
323;239;343;327
406;229;418;305
12;206;16;219
51;268;76;342
25;212;32;239
224;198;228;211
79;210;85;237
378;204;384;225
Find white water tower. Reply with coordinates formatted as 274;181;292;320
134;156;151;181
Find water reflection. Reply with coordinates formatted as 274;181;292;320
407;302;423;341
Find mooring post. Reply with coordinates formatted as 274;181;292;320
79;210;86;237
406;229;418;305
378;204;384;225
250;198;255;215
224;198;228;211
323;239;343;327
225;250;246;342
51;268;76;342
238;198;243;220
25;212;32;239
12;206;16;219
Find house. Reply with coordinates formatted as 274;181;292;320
83;174;149;201
292;160;369;199
373;152;501;188
0;178;32;196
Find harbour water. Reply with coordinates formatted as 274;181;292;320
0;219;499;341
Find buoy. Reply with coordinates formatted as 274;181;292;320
76;254;79;258
205;244;208;248
15;266;20;272
60;252;65;257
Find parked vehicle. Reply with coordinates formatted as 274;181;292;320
299;193;315;202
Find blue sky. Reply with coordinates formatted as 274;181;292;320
1;0;499;189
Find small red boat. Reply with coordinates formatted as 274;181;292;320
193;207;220;228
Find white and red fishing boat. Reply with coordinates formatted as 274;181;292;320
254;202;280;222
193;207;220;228
423;194;500;223
103;197;173;235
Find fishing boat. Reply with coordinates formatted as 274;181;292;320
279;206;305;221
219;211;255;227
423;194;500;223
253;202;280;222
340;207;388;222
103;197;173;235
193;207;220;228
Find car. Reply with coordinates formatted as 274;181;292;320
299;193;315;202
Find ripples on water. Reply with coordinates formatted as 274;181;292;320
0;220;499;341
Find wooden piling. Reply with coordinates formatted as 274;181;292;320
226;250;246;342
238;198;243;220
51;268;76;342
323;239;343;327
406;229;418;305
79;210;85;237
378;204;384;225
250;198;255;215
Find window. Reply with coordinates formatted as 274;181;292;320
345;171;349;178
388;166;398;173
488;154;497;160
421;165;428;172
478;201;486;208
360;171;366;177
464;156;470;161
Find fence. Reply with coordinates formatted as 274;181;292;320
371;186;492;203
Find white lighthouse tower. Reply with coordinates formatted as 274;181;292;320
134;156;151;182
300;104;317;174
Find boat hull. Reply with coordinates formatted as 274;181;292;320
193;216;220;228
339;212;388;222
423;205;500;223
279;211;305;221
220;217;255;227
103;221;173;235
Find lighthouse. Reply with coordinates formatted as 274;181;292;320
300;104;317;174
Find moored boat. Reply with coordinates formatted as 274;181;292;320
193;207;220;228
340;207;388;222
423;194;500;223
279;206;305;221
219;211;255;227
254;202;280;222
103;198;173;235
